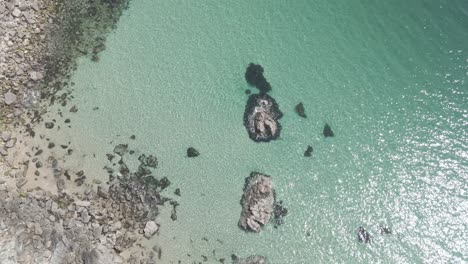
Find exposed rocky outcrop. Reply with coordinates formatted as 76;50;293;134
243;94;283;142
245;63;271;93
238;172;275;232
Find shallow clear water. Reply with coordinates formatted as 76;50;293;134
43;1;467;263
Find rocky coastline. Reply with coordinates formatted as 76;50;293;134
0;0;170;263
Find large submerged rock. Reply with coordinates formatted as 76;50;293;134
245;63;271;93
238;172;275;232
243;94;283;142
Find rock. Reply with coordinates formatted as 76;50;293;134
4;91;17;105
56;178;65;191
295;102;306;118
243;94;283;142
323;124;334;137
34;223;43;235
5;138;16;148
238;172;275;232
273;200;288;227
14;108;22;117
1;131;12;142
186;147;199;158
16;178;28;188
45;122;54;129
379;225;391;235
170;205;177;221
48;142;55;149
138;154;158;168
75;200;91;207
304;145;313;157
245;89;251;95
70;105;78;113
49;215;56;222
232;255;268;264
358;226;371;243
245;63;272;93
113;144;128;156
143;221;158;238
174;188;181;196
18;1;29;11
11;8;21;17
29;71;43;81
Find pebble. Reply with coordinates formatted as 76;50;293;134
1;131;12;142
34;223;43;235
16;178;28;188
29;71;43;81
5;138;16;148
75;200;91;207
0;147;7;157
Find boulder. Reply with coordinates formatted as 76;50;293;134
243;94;283;142
4;91;17;105
238;172;275;232
113;144;128;156
1;131;12;142
45;122;54;129
4;138;16;148
245;63;272;93
323;124;334;137
138;154;158;168
295;102;306;118
187;147;200;157
144;221;159;238
29;71;44;81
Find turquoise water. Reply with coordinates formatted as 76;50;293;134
45;1;467;263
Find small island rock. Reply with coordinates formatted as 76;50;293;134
238;172;275;232
243;94;283;142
